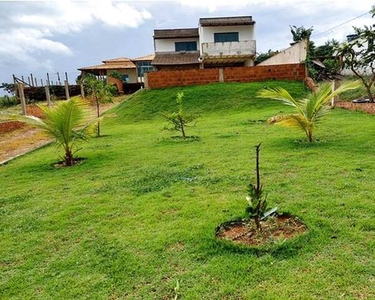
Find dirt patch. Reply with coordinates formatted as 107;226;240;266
0;121;25;134
336;101;375;114
216;214;307;246
26;105;44;118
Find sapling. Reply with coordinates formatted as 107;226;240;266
162;92;197;139
246;143;268;231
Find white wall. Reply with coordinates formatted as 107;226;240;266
199;25;255;44
154;38;199;52
258;40;307;66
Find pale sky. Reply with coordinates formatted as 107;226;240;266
0;0;374;93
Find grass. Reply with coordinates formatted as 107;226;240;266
1;81;374;299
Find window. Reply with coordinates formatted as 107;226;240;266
137;61;154;77
175;41;197;52
122;74;129;83
214;32;239;43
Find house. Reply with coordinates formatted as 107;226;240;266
152;16;256;70
78;54;154;93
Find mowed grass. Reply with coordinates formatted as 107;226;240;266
1;81;375;299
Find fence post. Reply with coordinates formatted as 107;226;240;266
331;79;340;107
144;73;149;89
18;83;27;115
65;80;70;100
13;74;19;103
45;85;51;107
219;68;224;83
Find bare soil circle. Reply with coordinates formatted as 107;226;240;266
216;214;307;247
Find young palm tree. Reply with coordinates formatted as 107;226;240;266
257;81;360;142
1;98;95;166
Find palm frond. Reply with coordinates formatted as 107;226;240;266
268;113;310;131
257;87;305;115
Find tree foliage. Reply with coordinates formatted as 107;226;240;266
83;77;116;137
336;7;375;101
257;81;360;142
162;92;197;139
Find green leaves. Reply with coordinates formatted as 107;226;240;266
258;81;360;142
162;92;198;138
1;98;94;165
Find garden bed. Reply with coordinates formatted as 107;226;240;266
0;121;25;134
216;214;307;247
336;101;375;114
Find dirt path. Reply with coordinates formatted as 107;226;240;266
0;96;127;165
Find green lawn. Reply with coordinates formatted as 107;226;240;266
1;81;374;299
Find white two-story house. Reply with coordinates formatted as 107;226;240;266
152;16;256;70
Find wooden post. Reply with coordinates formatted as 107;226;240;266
45;84;51;107
40;79;43;87
80;83;85;98
47;73;50;86
65;72;69;85
30;73;34;87
57;72;61;85
28;76;31;86
331;79;340;107
21;75;24;82
65;80;70;100
13;74;19;102
34;77;38;87
18;83;27;115
219;68;224;82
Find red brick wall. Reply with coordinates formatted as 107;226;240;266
146;63;306;89
146;68;219;89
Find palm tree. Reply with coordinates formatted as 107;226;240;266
257;81;360;142
1;98;95;166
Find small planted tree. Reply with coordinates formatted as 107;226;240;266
83;77;115;137
246;143;268;231
0;98;96;166
257;81;360;142
162;92;197;139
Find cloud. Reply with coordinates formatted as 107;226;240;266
0;0;152;71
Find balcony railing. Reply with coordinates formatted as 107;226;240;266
201;40;256;57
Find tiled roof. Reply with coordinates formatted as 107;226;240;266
154;28;199;39
152;52;201;65
133;54;155;61
78;61;136;71
102;57;133;63
199;16;255;26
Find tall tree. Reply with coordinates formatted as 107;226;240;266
337;7;375;102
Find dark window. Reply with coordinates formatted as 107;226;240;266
175;41;197;51
214;32;239;43
136;61;154;77
122;74;129;83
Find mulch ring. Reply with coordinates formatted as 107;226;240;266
216;214;307;247
336;101;375;114
53;157;86;168
0;121;26;135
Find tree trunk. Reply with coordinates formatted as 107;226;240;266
65;147;74;166
180;118;186;139
255;216;262;231
307;130;313;142
96;97;100;137
364;84;374;102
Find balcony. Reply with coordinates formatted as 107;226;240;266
201;40;256;58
